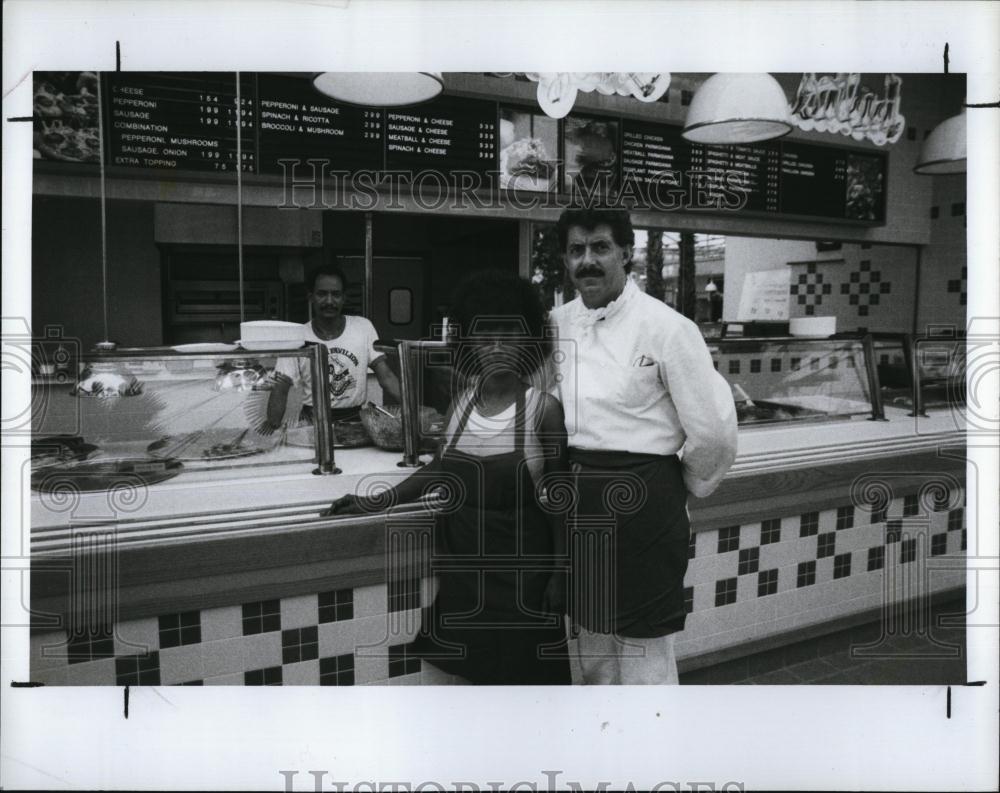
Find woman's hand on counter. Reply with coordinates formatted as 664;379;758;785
321;495;370;517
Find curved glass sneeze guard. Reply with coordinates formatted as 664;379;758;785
30;346;334;490
872;334;967;414
710;337;877;427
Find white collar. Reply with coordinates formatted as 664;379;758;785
572;278;638;329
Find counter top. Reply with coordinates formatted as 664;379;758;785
30;406;965;541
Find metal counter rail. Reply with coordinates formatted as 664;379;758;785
31;493;447;555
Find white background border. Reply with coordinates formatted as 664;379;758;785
3;2;998;790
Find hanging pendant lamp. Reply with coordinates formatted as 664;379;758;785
682;73;793;144
312;72;444;106
914;108;966;175
71;73;143;398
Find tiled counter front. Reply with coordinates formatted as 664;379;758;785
30;579;448;686
29;449;966;685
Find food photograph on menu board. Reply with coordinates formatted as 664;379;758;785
498;107;559;192
33;71;101;163
844;152;886;221
563;115;619;194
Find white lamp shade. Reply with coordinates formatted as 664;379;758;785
683;73;793;144
312;72;443;107
914;110;966;175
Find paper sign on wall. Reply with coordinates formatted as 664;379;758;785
737;269;791;321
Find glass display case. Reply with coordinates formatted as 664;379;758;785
708;335;883;426
30;344;338;492
869;332;967;415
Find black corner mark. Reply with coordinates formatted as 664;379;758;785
123;684;130;718
6;117;33;122
965;100;1000;109
116;40;121;71
946;685;951;719
943;42;950;75
964;680;987;686
10;681;45;687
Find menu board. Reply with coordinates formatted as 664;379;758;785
621;117;886;223
690;141;781;213
37;72;888;224
383;95;498;178
104;72;256;172
621;119;691;205
257;75;384;175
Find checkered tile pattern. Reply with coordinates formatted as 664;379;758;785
678;485;966;659
789;263;833;317
31;487;965;684
30;583;433;686
839;259;892;318
946;266;967;307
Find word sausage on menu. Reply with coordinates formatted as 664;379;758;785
256;75;384;175
384;95;498;179
105;73;256;172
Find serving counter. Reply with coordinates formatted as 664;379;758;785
28;336;968;685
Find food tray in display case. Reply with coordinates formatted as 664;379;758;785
29;344;341;486
710;334;884;427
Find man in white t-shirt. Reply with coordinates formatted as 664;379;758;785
269;266;400;424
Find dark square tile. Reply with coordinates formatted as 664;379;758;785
717;526;740;553
757;569;778;597
797;560;816;588
800;512;819;537
738;547;759;575
836;505;854;530
115;652;161;686
817;532;836;559
760;518;781;545
833;552;852;579
715;577;737;607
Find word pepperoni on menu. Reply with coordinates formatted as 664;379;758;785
105;73;256;172
383;95;497;178
256;74;384;174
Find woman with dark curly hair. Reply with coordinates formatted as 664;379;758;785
324;269;571;685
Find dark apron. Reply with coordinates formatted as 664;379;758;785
412;389;570;685
568;449;690;638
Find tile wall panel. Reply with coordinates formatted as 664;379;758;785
31;487;965;685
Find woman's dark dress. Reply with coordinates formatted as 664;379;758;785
411;388;571;685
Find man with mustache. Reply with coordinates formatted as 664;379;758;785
549;208;738;684
268;266;400;427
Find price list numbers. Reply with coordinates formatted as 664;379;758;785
478;121;496;160
105;73;256;173
384;96;499;178
362;110;382;141
257;75;385;176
